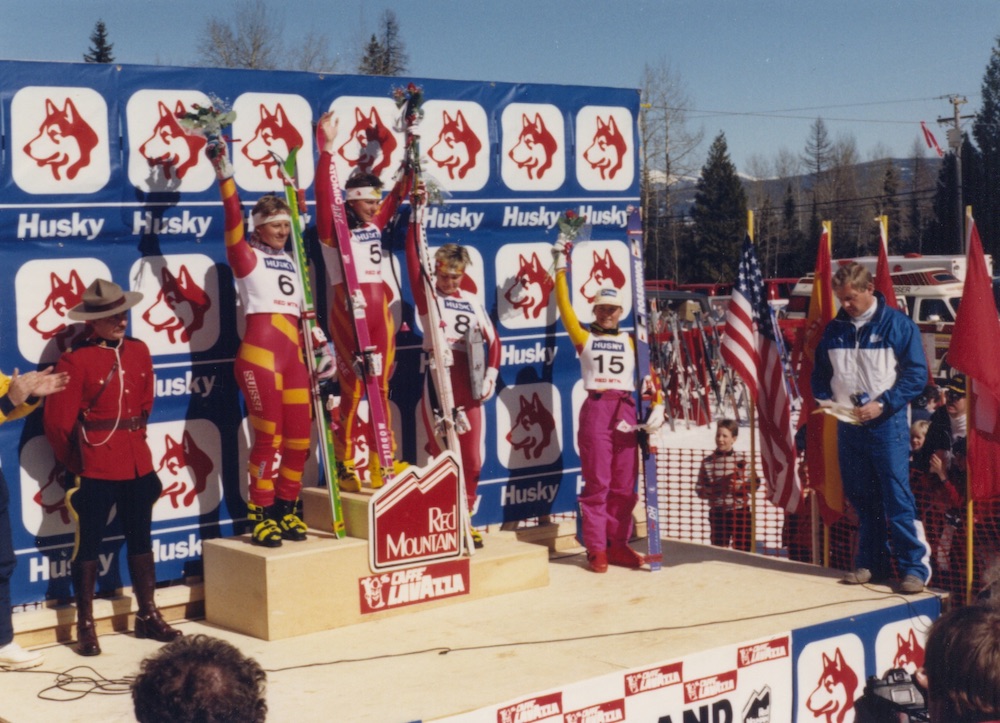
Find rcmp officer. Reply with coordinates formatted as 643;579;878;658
44;278;181;656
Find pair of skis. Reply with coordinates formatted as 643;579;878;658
271;149;345;539
398;87;477;555
627;208;663;571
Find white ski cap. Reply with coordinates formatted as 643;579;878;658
592;286;625;308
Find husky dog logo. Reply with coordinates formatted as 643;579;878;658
892;629;925;673
506;393;556;460
508;113;558;180
427;109;482;180
34;465;71;525
142;265;212;344
22;97;99;181
158;430;214;508
338;106;398;177
503;252;554;320
138;101;207;181
29;270;87;351
583;115;627;180
579;249;627;303
805;648;859;723
241;103;304;180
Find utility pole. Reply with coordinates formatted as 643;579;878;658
937;95;975;253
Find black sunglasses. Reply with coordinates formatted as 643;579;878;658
946;389;965;401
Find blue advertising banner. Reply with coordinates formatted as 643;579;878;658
0;60;640;604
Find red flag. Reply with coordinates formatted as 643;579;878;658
797;223;843;523
875;217;899;311
722;235;803;512
921;121;944;158
948;217;1000;500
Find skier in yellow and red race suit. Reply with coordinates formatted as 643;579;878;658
205;137;320;548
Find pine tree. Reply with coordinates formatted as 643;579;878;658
688;133;747;282
83;20;114;63
356;10;408;76
973;36;1000;258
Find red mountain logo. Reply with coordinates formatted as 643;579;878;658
23;97;99;181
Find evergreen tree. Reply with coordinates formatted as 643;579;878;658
357;10;408;76
687;133;747;282
83;20;114;63
877;161;902;252
973;36;1000;258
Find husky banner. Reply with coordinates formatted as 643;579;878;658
0;60;640;604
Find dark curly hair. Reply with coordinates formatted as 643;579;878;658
132;634;267;723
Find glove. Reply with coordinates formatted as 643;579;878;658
205;136;233;180
644;403;665;433
552;238;569;271
310;326;336;382
478;368;499;402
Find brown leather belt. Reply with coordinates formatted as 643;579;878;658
81;415;146;432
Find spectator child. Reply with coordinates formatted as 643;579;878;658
696;419;751;552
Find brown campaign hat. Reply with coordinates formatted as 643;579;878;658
67;278;144;321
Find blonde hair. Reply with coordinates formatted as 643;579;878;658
435;243;471;274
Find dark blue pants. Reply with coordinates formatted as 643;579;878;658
0;469;15;646
839;411;931;582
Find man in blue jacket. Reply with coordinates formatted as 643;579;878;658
812;263;931;594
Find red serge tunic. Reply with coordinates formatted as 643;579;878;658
44;336;155;480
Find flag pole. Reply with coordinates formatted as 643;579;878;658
747;209;758;554
965;205;975;605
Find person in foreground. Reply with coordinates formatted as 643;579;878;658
0;366;68;670
552;237;664;573
132;634;267;723
43;279;182;656
915;604;1000;722
811;263;931;594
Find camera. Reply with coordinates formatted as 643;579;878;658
854;668;929;722
851;391;872;407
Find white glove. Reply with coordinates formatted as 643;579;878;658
478;368;499;402
552;238;569;271
205;136;233;180
643;403;665;433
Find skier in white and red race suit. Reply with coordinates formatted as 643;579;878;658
313;111;412;491
205;138;316;548
551;236;665;573
405;238;501;548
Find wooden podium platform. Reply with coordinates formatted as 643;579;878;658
202;487;551;640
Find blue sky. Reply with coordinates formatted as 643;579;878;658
2;0;998;172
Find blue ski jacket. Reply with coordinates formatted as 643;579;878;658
811;291;927;420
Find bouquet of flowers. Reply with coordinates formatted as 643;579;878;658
557;209;589;241
176;94;236;139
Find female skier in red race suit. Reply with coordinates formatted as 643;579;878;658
313;111;411;491
406;240;501;547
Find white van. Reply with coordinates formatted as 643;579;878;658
780;266;970;378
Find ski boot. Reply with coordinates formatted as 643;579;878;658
271;498;307;541
370;458;409;489
337;462;362;493
607;543;645;569
469;527;484;549
247;502;282;547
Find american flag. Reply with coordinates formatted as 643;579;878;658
721;235;803;513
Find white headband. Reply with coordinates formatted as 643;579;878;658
346;186;382;201
252;211;292;228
